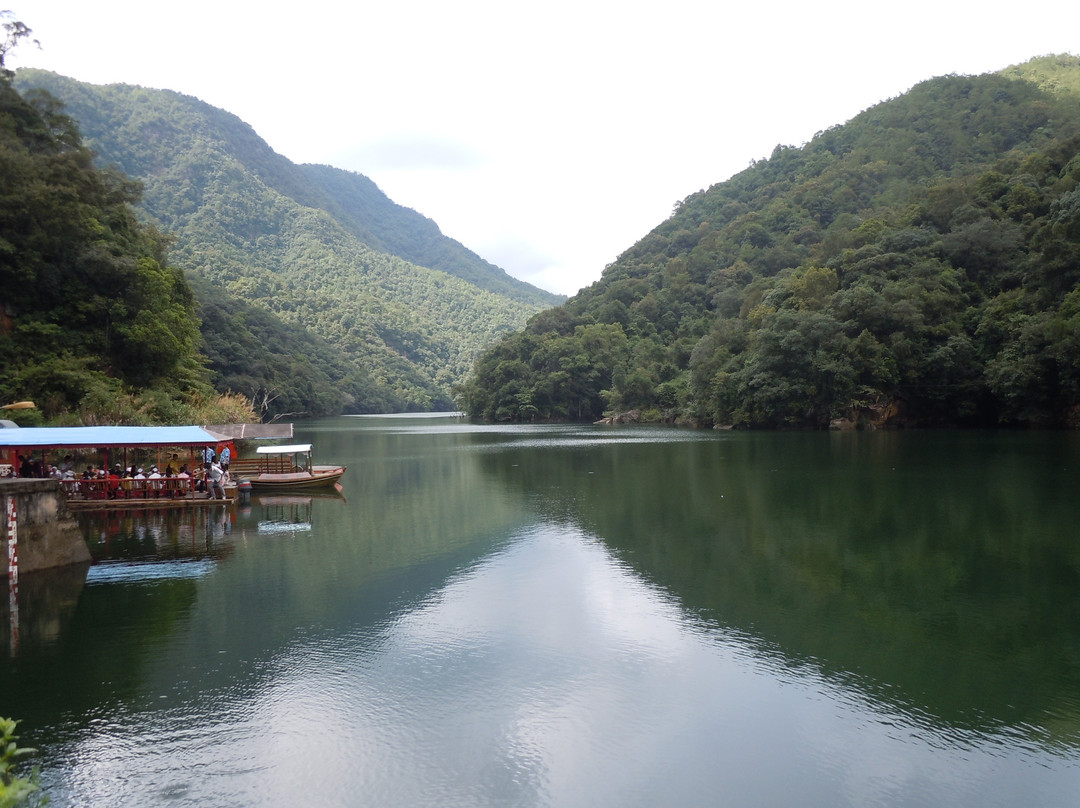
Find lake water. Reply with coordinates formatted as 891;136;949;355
3;415;1080;807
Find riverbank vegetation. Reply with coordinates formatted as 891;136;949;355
459;56;1080;428
0;717;44;807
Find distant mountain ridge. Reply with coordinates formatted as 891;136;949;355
459;55;1080;428
16;69;557;307
13;69;560;414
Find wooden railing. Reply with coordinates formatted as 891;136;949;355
227;459;303;476
225;459;263;476
60;477;197;500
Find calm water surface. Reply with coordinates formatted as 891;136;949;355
2;416;1079;807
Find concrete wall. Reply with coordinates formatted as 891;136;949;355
1;479;91;573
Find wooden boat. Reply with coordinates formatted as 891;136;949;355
232;444;346;491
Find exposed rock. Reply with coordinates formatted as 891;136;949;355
828;400;904;430
594;409;642;425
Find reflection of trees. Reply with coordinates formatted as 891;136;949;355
0;568;200;732
0;563;88;655
4;423;533;747
0;508;242;728
140;422;537;698
478;429;1080;742
288;423;533;577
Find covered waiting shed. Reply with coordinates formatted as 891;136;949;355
0;426;221;477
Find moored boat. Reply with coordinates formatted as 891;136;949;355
233;444;346;490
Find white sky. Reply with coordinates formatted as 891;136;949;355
8;1;1080;296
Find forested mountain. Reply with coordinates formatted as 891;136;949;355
0;63;255;425
12;69;561;417
460;55;1080;428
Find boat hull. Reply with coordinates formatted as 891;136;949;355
245;467;346;490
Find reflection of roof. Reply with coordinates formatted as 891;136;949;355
258;521;313;534
0;426;220;449
255;444;313;455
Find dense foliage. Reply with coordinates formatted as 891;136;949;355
13;69;561;417
0;717;43;807
460;56;1080;428
189;274;417;416
0;60;237;424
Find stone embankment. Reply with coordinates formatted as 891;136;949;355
2;479;91;573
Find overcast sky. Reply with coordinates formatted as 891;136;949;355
8;1;1080;295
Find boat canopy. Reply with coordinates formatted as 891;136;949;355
0;425;221;450
255;444;313;455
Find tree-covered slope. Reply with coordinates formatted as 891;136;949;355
13;69;560;414
14;69;559;308
460;55;1080;428
0;68;212;422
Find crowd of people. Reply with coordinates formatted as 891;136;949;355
6;445;234;500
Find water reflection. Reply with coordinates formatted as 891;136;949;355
85;559;216;585
3;419;1079;807
77;505;236;563
0;563;88;655
43;522;1080;807
471;428;1080;748
239;493;343;536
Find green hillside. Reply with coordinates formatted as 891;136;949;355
0;66;219;423
460;55;1080;428
12;69;560;416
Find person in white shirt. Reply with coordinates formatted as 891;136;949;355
176;465;191;497
147;466;164;496
207;460;227;500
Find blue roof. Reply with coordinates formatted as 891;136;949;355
0;426;221;449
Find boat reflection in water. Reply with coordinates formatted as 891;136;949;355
240;492;346;536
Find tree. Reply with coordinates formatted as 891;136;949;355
727;309;855;428
0;12;38;76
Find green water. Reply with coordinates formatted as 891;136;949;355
2;416;1079;806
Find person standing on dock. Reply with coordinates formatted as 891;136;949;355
207;459;226;500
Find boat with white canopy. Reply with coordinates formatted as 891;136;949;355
233;444;346;490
